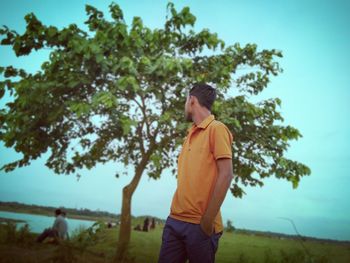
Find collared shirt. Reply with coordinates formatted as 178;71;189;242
170;114;233;233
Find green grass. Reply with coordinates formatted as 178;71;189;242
126;227;350;263
0;221;349;263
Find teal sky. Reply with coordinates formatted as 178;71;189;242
0;0;349;241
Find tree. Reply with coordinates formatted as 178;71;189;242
226;219;235;233
0;2;310;261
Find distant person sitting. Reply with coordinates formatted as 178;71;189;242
142;217;150;232
133;224;142;231
36;209;69;243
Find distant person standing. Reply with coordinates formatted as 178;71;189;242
158;83;234;263
36;209;69;242
142;217;150;232
150;218;156;230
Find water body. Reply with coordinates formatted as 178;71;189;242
0;211;96;234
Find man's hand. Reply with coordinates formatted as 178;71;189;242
200;158;233;237
200;216;214;237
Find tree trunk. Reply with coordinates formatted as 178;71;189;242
114;145;155;262
114;185;133;262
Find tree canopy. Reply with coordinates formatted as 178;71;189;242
0;2;310;198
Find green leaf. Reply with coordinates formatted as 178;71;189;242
89;43;101;54
289;176;299;189
92;91;117;109
67;101;90;117
109;3;124;21
96;54;104;63
160;112;171;123
120;117;136;135
132;17;143;29
140;56;151;67
47;26;57;38
0;82;5;99
150;153;162;168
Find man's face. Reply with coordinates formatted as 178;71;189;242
184;94;193;122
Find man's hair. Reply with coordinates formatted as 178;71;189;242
189;83;216;111
55;209;62;216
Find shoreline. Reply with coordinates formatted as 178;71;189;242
0;207;109;222
0;217;27;224
0;208;101;223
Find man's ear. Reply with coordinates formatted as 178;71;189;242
190;95;197;106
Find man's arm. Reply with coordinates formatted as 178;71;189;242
200;158;233;236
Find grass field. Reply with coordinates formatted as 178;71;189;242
128;227;350;263
0;220;349;263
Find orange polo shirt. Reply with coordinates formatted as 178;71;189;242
169;114;233;233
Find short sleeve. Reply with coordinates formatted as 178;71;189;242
210;123;233;160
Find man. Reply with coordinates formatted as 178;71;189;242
36;209;69;243
61;211;69;240
158;83;234;263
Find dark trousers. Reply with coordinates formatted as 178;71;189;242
158;216;223;263
36;228;58;243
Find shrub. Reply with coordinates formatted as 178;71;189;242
16;223;33;247
0;222;34;247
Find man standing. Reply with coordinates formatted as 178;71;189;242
158;83;234;263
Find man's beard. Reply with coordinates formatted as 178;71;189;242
185;111;192;122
